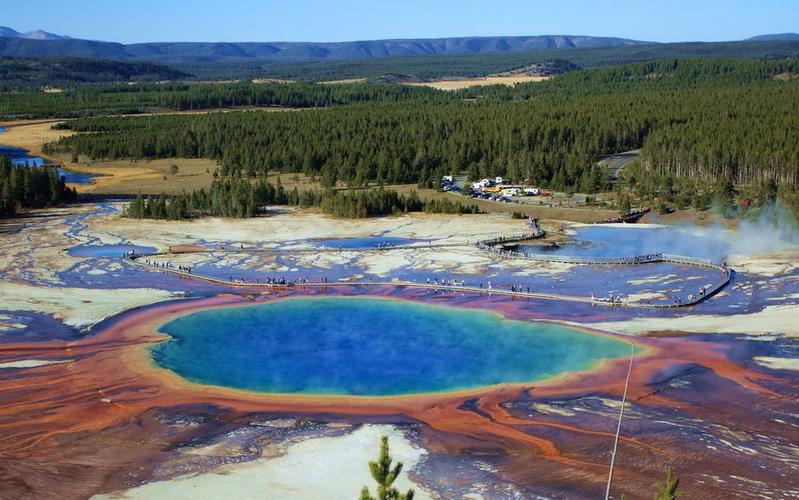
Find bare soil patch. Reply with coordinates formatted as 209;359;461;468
407;75;551;90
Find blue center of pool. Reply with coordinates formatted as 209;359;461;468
152;297;634;396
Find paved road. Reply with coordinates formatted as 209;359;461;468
598;149;641;182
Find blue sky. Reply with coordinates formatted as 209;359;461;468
4;0;797;44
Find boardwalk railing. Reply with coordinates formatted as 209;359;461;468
122;219;731;309
474;233;732;307
596;208;650;224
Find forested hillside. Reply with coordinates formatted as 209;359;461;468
0;81;444;119
47;59;799;201
0;56;191;90
4;55;798;120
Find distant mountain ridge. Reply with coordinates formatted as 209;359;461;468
0;32;651;63
1;27;797;67
0;26;69;40
747;33;799;41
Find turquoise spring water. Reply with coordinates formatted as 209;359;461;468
152;297;635;396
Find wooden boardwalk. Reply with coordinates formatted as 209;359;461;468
126;229;731;309
127;257;614;306
475;232;732;307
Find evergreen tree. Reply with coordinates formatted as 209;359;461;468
618;194;632;215
359;436;414;500
653;466;680;500
123;182;480;220
713;178;736;212
0;156;77;217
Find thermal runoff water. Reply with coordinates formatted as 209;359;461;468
152;297;635;396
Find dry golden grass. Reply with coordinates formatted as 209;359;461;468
265;172;327;191
0;121;74;154
0;111;304;194
251;78;296;84
0;107;302;130
407;75;551;90
0;120;218;195
61;156;221;195
318;78;369;85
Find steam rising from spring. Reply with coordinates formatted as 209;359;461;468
656;203;799;259
729;203;799;255
550;203;799;262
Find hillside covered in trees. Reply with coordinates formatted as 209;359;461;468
0;80;444;119
47;59;799;202
0;56;191;90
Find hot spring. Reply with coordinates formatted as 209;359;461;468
151;297;637;396
152;297;630;396
516;225;730;260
